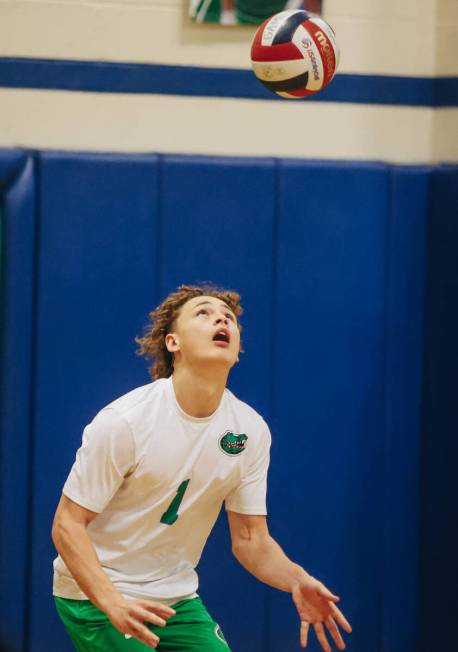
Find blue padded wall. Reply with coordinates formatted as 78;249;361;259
1;149;453;652
270;162;389;651
380;167;429;652
27;152;160;652
158;155;276;652
418;165;458;652
159;155;276;419
0;151;36;652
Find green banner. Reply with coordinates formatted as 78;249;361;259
190;0;322;25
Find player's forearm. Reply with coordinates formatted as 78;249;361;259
232;533;309;592
52;518;122;612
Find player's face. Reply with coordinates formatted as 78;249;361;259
170;296;241;370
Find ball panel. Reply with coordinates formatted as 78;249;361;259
259;71;310;94
277;89;315;99
304;18;337;87
251;39;304;63
270;10;312;45
291;24;324;91
260;10;310;47
312;17;340;70
276;92;303;99
288;88;316;97
251;58;309;83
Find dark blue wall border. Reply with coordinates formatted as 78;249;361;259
0;57;456;107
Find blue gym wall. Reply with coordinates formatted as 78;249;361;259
2;149;456;652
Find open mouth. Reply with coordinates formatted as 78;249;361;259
213;329;230;344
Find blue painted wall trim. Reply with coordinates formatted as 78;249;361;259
0;57;457;107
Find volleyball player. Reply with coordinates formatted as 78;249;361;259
52;284;352;651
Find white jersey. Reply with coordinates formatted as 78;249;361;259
53;376;271;602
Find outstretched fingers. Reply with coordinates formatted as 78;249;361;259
122;600;177;648
139;600;176;620
300;621;310;648
313;622;332;652
329;602;352;633
325;615;346;650
125;618;160;648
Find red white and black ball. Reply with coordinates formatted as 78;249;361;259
251;10;340;99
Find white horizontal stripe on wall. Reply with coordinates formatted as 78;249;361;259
1;0;456;77
432;109;458;162
436;21;458;76
1;87;451;164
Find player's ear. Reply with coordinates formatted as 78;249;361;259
165;333;180;353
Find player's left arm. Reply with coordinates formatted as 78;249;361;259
227;511;352;651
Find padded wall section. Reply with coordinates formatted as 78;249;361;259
270;162;389;651
159;155;276;417
0;149;434;652
0;151;35;652
27;153;160;652
380;168;428;652
158;155;276;652
418;166;458;652
0;149;28;193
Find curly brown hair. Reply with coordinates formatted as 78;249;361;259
136;283;244;380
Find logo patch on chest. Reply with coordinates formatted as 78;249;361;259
219;430;248;456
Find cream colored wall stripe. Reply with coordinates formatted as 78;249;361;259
0;0;457;76
1;88;446;164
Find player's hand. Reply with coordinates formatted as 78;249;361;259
291;574;352;651
106;598;176;648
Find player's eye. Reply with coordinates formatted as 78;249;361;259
225;313;235;321
196;308;208;316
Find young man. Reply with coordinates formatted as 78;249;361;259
52;284;352;652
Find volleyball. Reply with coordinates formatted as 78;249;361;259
250;10;340;99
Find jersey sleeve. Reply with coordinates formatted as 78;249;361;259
62;407;135;513
224;426;271;515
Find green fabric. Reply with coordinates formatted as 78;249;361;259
191;0;294;25
55;596;231;651
236;0;294;24
191;0;221;23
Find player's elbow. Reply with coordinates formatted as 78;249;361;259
51;509;79;550
52;495;97;548
51;512;67;549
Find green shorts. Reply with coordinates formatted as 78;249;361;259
54;596;232;652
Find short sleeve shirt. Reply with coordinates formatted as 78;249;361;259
53;377;271;601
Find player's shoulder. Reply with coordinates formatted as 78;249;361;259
101;378;169;421
223;388;270;435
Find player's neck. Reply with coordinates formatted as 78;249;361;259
172;367;228;419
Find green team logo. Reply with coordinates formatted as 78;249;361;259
219;430;248;456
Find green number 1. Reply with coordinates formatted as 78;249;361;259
160;479;190;525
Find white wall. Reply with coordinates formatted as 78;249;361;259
436;0;458;75
0;0;457;162
2;0;456;76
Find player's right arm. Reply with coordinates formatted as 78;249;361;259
52;494;175;648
